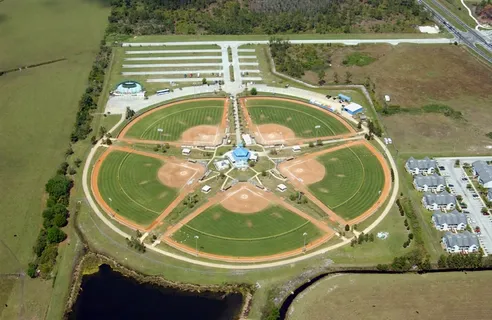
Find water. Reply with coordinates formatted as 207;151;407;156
68;264;243;320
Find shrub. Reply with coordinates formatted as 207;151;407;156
250;87;258;95
47;227;67;244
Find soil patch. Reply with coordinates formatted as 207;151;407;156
279;158;326;185
257;124;296;144
181;125;219;145
157;161;205;188
221;187;270;214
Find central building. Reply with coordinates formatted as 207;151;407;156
226;144;251;168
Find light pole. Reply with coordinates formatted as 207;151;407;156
194;235;199;256
157;128;163;147
108;198;114;218
303;232;308;253
315;125;321;142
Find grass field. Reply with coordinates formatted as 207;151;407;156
123;99;224;141
293;43;492;155
0;0;109;318
288;272;492;320
309;145;385;220
172;205;323;256
246;99;350;138
97;151;177;225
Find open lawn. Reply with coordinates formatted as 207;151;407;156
172;205;323;256
246;99;350;138
296;43;492;155
309;145;385;220
122;99;225;141
97;151;177;225
0;0;109;318
288;271;492;320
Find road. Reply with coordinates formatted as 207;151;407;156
420;0;492;63
436;157;492;255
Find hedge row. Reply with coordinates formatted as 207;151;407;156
28;42;111;278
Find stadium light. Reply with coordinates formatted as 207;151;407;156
194;235;199;256
303;232;308;253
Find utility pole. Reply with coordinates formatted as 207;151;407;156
194;235;199;256
303;232;308;253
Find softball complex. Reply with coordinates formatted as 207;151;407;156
90;95;392;263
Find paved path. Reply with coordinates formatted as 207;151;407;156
122;70;222;76
125;56;222;61
123;63;223;68
126;49;222;54
123;39;452;47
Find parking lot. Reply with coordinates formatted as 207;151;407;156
436;157;492;255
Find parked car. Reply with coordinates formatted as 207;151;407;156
463;210;470;214
448;184;454;187
439;166;445;170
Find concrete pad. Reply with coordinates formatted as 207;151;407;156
126;49;221;54
125;56;223;61
122;63;223;68
147;77;223;83
122;70;222;76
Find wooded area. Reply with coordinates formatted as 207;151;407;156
106;0;430;35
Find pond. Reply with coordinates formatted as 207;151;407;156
68;264;243;320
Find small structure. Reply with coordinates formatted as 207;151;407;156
182;148;191;156
432;210;467;231
225;143;251;168
338;93;351;102
384;95;391;102
343;103;363;115
377;232;389;240
413;174;446;192
201;185;211;194
277;184;287;192
292;145;301;153
214;159;229;171
250;153;258;162
442;231;479;254
472;160;492;188
242;134;253;146
405;157;437;175
422;191;456;211
111;80;145;97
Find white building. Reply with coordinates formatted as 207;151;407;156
201;185;211;194
472;160;492;188
277;184;287;192
182;148;191;156
405;157;437;175
422;191;456;211
413;174;446;192
431;210;467;231
442;231;479;254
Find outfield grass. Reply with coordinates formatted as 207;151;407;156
97;151;177;225
123;99;224;141
288;272;492;320
246;99;350;138
309;145;385;220
172;205;323;256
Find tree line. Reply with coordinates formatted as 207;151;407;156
106;0;430;36
28;40;112;278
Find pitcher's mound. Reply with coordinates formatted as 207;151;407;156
181;125;219;145
279;158;326;185
158;161;204;188
221;187;270;214
257;124;295;144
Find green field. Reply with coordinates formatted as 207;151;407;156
246;99;350;138
309;145;385;220
0;0;109;318
124;99;225;141
288;272;492;320
97;151;177;225
172;205;323;256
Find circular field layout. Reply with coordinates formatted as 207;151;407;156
220;188;270;214
119;98;226;145
243;97;355;144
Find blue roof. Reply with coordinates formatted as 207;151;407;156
233;147;250;158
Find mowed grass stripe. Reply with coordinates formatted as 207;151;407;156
246;99;350;138
125;100;224;141
173;223;322;257
309;145;385;220
184;205;309;239
98;151;177;225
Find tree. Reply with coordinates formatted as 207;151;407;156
53;213;68;227
481;207;489;214
45;175;73;202
202;77;207;84
308;141;315;148
357;121;362;129
345;224;350;232
99;126;107;138
250;87;258;95
333;72;339;84
74;158;83;167
438;254;447;268
27;263;38;278
344;71;352;84
390;168;394;182
369;233;374;242
33;230;48;257
65;146;74;157
261;170;267;177
317;69;326;85
47;227;67;244
68;167;77;175
106;138;112;145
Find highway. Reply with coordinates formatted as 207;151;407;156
420;0;492;64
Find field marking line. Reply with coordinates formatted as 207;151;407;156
245;96;356;134
347;140;392;225
118;97;226;139
90;147;152;231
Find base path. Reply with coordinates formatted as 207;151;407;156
162;183;335;263
239;97;357;145
118;97;228;147
91;145;204;231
